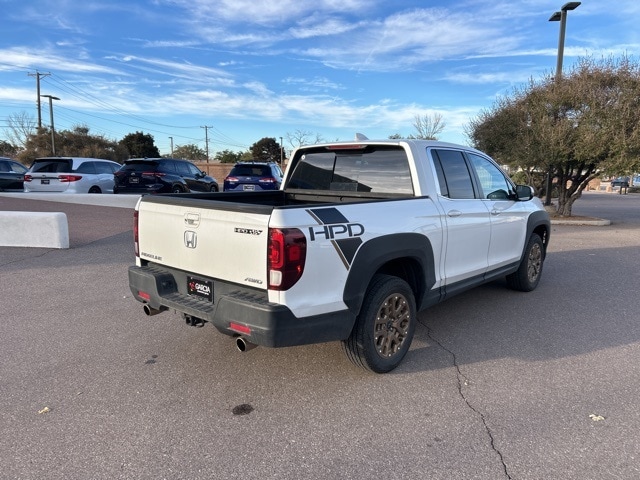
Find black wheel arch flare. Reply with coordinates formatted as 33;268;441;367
525;211;551;259
343;233;437;317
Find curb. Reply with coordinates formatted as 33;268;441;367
550;217;611;226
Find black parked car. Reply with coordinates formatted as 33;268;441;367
114;158;218;194
223;161;283;192
0;157;28;191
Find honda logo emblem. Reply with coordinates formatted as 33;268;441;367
184;230;197;249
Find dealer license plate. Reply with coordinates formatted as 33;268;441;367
41;179;50;184
187;276;213;302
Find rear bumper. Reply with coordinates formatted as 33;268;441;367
128;264;355;347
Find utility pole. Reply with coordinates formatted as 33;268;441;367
169;136;174;156
200;126;212;162
28;71;51;129
279;136;284;164
41;95;60;155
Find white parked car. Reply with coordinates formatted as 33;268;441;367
24;157;121;194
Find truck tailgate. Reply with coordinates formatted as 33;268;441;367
137;198;270;289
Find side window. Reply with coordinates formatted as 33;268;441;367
160;161;177;174
13;162;28;173
432;149;476;199
175;161;191;176
94;162;115;174
467;153;513;200
0;161;9;172
187;163;201;176
76;162;97;174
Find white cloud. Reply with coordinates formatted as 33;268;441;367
0;47;123;74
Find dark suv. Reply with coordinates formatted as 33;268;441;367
223;162;283;192
114;158;218;194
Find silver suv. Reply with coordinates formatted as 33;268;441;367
24;157;121;194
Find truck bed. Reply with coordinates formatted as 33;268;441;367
140;189;415;212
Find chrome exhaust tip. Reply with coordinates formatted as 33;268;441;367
236;337;258;352
143;304;166;316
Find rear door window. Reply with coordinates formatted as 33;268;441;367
76;162;98;174
160;161;178;174
432;149;476;199
94;162;118;174
175;161;192;176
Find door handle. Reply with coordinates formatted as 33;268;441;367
447;210;462;217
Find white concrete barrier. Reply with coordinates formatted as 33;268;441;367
0;211;69;248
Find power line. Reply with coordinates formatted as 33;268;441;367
40;74;249;149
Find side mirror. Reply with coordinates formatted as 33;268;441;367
515;185;534;201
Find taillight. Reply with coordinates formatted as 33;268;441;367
268;228;306;290
142;172;165;178
134;210;139;257
24;174;32;182
259;177;276;183
58;175;83;182
225;176;238;182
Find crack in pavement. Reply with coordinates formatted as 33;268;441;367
424;324;513;480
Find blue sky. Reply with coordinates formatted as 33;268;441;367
1;0;638;157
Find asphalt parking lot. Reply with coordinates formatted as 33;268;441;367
1;192;639;479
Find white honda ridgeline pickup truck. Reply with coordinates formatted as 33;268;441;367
129;139;550;373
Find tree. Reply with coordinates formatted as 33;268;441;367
413;113;446;140
214;149;243;163
6;111;36;150
285;129;324;149
172;144;206;161
0;140;18;157
250;137;282;163
388;113;446;140
467;56;640;216
119;131;160;158
17;125;127;163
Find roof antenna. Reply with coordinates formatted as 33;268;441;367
354;133;369;141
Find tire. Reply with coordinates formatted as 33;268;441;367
88;186;102;194
210;185;218;192
506;233;544;292
171;185;184;193
342;274;416;373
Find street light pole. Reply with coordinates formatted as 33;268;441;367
545;2;580;205
169;136;174;156
549;2;581;81
40;94;60;156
